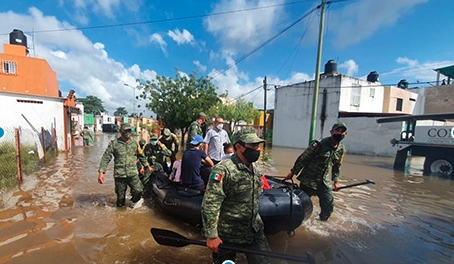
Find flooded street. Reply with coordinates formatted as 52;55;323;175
1;133;453;264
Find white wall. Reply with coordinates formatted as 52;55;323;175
272;75;406;157
0;92;65;152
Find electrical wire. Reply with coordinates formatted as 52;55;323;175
0;1;315;36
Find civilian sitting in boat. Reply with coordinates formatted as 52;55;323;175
181;135;214;191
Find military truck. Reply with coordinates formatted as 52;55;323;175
376;113;454;177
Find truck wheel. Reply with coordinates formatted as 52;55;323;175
423;156;454;177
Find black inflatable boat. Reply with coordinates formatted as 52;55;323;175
149;172;313;234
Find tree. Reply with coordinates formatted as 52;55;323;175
210;98;261;131
113;107;128;117
139;70;222;146
77;95;106;115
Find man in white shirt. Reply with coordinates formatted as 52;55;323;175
204;117;230;165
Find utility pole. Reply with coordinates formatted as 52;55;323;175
309;0;327;143
263;76;267;142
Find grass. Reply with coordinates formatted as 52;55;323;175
0;142;42;190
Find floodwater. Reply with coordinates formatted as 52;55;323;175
0;133;453;264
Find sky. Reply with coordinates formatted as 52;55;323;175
0;0;452;117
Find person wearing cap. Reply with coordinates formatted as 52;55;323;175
98;123;152;208
187;112;206;149
180;135;214;190
204;116;230;165
143;133;172;175
285;121;348;221
201;127;272;264
159;128;180;173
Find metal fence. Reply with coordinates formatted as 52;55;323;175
0;126;57;195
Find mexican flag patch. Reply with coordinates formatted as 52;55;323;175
211;173;222;182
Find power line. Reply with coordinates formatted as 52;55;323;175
0;1;315;36
211;7;318;79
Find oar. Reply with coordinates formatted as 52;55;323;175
337;179;375;190
151;228;315;264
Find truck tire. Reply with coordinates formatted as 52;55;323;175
423;156;454;177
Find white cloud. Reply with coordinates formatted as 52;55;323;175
168;29;194;45
327;0;429;47
396;57;418;67
339;59;359;76
193;60;207;72
204;0;286;54
149;33;167;54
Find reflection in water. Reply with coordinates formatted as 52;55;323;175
0;139;453;264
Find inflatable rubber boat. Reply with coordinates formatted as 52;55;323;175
149;172;313;234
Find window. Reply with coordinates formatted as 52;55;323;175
2;61;17;74
396;98;403;111
369;88;375;98
350;85;361;106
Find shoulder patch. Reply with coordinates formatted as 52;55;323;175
211;172;222;182
310;140;320;148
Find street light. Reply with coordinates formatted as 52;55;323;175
124;83;136;116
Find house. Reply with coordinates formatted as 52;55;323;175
272;60;420;156
0;29;78;153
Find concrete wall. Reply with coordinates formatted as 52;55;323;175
0;91;65;151
424;84;454;113
382;86;418;114
272;74;411;156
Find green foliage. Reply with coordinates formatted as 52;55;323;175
77;95;106;115
113;107;128;117
139;69;222;140
0;142;41;190
210;98;261;130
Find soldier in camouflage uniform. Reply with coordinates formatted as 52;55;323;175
98;124;152;207
285;122;348;221
186;112;206;149
143;133;172;175
159;128;180;173
201;127;272;264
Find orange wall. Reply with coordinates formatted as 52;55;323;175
0;43;59;97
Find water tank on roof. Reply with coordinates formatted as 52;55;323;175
324;60;337;75
397;79;409;89
9;29;27;47
367;71;379;82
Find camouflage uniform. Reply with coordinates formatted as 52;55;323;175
291;136;346;220
202;127;271;264
98;136;149;207
81;127;93;146
186;112;206;149
159;128;180;173
143;137;172;173
187;120;202;149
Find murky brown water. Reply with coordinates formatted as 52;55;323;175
1;134;453;264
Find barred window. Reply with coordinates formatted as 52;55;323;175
350;84;361;107
2;61;17;74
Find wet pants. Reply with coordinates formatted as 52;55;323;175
300;182;334;220
114;176;143;207
213;230;272;264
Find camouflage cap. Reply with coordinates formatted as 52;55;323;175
232;127;265;145
120;123;132;130
332;122;347;131
198;112;207;119
150;133;159;140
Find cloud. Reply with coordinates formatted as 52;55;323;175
327;0;429;47
149;33;167;54
193;60;207;72
204;0;286;54
396;57;418;68
167;29;194;45
339;59;359;76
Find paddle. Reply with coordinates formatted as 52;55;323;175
337;179;375;190
151;228;316;264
